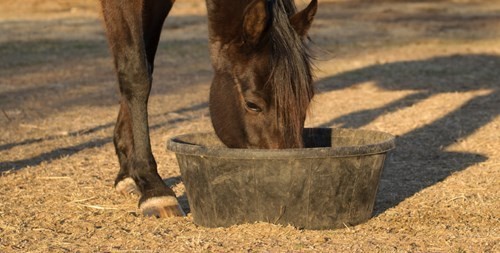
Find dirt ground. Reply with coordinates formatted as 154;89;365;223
0;0;499;252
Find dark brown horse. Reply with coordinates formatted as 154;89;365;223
100;0;317;217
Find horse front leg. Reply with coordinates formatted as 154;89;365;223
101;0;184;217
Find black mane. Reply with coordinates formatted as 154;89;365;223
268;0;315;147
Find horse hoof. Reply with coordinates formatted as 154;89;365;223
115;177;140;196
140;196;186;218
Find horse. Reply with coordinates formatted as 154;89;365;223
99;0;318;218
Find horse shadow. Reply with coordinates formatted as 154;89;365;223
163;176;190;214
315;53;499;214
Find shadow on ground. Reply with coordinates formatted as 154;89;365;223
0;102;208;173
1;1;499;218
316;54;499;214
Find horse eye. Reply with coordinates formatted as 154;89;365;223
245;101;262;113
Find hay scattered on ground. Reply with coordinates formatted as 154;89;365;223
1;0;499;252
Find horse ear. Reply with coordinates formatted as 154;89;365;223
242;0;271;45
289;0;318;37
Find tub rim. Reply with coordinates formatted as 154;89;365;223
167;128;396;159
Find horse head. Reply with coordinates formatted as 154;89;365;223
209;0;318;149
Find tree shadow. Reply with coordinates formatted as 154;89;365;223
0;101;208;173
0;14;210;125
309;1;500;58
0;122;114;152
315;54;499;214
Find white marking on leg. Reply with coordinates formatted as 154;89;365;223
140;196;186;216
115;177;139;195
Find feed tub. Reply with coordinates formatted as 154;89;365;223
167;128;395;230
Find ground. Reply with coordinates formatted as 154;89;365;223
0;0;499;252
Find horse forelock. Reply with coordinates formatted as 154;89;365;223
268;0;315;148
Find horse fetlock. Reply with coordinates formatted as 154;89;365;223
139;196;186;218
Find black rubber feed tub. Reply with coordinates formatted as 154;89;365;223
167;128;395;230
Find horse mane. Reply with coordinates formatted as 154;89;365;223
268;0;315;148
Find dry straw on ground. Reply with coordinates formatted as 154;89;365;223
0;0;499;252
